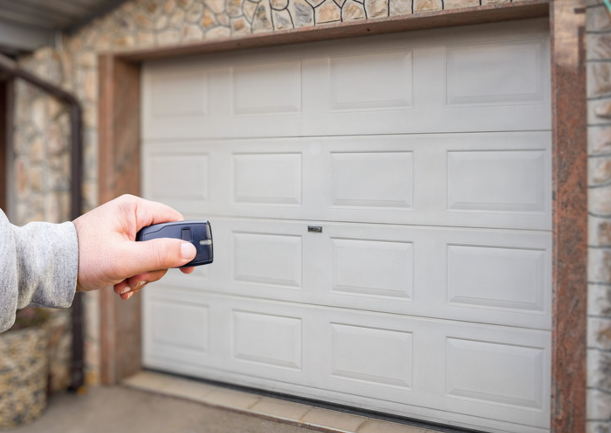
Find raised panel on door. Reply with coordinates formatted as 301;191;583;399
144;288;550;433
142;19;550;141
158;218;550;330
142;131;551;230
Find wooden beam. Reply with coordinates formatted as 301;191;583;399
98;54;142;384
550;0;588;431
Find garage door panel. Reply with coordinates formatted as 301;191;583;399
142;19;549;140
143;292;213;367
446;337;545;410
165;219;550;330
143;131;550;230
447;150;546;213
330;151;414;209
331;237;413;300
328;51;413;111
233;232;303;288
232;310;303;370
445;39;547;106
233;152;302;205
447;244;546;312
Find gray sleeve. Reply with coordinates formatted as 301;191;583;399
0;210;78;333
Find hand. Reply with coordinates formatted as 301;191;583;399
72;194;196;300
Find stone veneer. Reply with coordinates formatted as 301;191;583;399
587;4;611;433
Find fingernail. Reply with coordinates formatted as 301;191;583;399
136;280;146;289
126;292;134;300
181;242;196;260
120;287;131;295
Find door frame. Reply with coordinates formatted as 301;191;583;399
97;1;587;431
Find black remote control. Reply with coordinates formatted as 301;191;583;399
136;220;213;267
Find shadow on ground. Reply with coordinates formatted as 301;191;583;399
5;386;318;433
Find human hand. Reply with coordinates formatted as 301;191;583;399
72;194;196;300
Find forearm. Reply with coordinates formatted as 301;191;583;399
0;211;78;332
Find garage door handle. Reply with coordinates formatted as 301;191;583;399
308;226;323;233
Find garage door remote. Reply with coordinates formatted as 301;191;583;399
136;221;213;267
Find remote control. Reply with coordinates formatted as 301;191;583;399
136;220;213;267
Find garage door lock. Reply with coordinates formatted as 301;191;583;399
308;226;323;233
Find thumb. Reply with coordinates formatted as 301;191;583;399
123;238;197;275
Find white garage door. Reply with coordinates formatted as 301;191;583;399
141;18;551;433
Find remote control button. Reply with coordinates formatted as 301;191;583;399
181;228;192;242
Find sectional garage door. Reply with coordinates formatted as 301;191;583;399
141;19;552;433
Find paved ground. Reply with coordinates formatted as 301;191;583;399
5;386;318;433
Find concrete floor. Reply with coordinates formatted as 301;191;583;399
4;386;318;433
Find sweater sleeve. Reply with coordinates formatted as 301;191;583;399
0;210;78;333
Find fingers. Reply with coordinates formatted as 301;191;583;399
119;238;196;278
123;195;186;231
180;266;195;274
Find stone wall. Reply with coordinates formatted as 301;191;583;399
12;49;75;391
587;4;611;433
8;0;541;389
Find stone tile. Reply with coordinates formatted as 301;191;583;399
289;0;314;27
135;12;154;29
158;28;182;45
589;126;611;155
227;0;243;16
343;0;366;20
589;215;611;246
123;371;219;403
217;12;230;25
243;1;258;21
203;387;262;409
588;348;611;391
413;0;442;12
183;24;205;41
170;8;186;26
232;16;251;35
252;2;273;32
155;14;169;30
589;155;611;185
588;388;611;420
365;0;388;17
113;34;136;49
249;397;311;421
206;25;232;39
316;0;341;23
271;0;290;10
357;419;427;433
301;408;367;432
587;421;611;433
273;9;294;29
202;8;218;27
588;33;611;62
590;186;611;216
588;316;611;350
164;0;177;14
587;5;611;32
444;0;479;9
137;30;156;46
187;3;204;21
389;0;411;16
205;0;226;14
588;62;611;98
